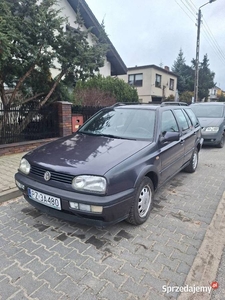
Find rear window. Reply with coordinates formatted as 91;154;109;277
185;108;199;128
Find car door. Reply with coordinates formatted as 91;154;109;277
158;109;185;184
173;109;195;165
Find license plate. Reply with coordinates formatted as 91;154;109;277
27;188;61;210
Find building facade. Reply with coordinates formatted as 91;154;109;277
118;65;178;103
55;0;127;78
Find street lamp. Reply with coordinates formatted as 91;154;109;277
193;0;216;103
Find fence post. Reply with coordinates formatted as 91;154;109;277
55;101;72;137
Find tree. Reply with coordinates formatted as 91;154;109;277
179;91;193;105
74;75;139;106
218;93;225;102
192;54;215;101
172;49;194;94
0;0;107;125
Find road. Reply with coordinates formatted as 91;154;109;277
0;146;225;300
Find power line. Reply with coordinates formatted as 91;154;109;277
201;17;225;61
180;0;196;18
174;0;196;23
175;0;225;64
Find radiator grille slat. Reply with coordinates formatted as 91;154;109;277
30;165;74;184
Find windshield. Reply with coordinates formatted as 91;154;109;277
191;105;224;118
79;108;156;140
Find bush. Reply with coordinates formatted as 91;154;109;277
74;75;139;106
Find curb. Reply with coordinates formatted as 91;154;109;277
0;188;22;204
178;191;225;300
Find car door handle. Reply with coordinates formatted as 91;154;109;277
180;139;185;145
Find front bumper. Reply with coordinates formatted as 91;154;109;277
201;132;222;145
15;172;134;227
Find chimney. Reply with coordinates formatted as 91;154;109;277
164;66;170;71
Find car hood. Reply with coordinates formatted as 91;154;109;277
25;133;152;175
198;117;224;127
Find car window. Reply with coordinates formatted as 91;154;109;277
161;110;179;135
191;105;224;118
173;109;190;131
79;108;156;140
185;108;199;128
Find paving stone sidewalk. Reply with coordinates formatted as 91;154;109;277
0;147;225;299
0;152;26;202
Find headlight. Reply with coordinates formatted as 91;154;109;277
19;158;31;175
204;127;219;132
72;175;106;194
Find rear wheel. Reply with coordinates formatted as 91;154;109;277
184;148;198;173
126;177;154;225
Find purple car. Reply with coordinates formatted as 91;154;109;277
15;103;203;227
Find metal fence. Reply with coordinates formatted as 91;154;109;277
72;105;104;123
0;102;59;144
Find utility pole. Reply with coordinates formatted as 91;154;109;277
193;0;216;103
194;9;202;103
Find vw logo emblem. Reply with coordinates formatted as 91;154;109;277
44;171;51;181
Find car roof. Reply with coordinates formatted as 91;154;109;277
191;102;225;106
112;102;188;111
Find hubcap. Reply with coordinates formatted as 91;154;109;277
138;185;151;218
192;152;198;170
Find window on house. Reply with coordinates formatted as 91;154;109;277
155;74;161;88
213;89;216;95
169;79;174;90
128;74;143;87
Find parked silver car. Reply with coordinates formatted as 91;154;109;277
190;102;225;148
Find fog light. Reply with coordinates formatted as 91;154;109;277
91;205;103;213
79;203;91;212
15;180;25;190
69;202;79;209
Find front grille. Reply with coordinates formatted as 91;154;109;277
30;165;74;184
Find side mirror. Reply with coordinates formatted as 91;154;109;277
160;131;180;143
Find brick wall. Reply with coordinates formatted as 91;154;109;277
0;138;59;156
56;101;72;137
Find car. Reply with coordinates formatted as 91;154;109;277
15;102;203;227
190;102;225;148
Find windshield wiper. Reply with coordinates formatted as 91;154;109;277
101;134;136;140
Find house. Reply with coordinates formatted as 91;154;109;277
118;65;178;103
0;0;127;108
55;0;127;77
208;86;222;101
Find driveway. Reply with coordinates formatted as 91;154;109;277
0;147;225;299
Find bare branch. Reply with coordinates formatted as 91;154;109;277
9;64;36;106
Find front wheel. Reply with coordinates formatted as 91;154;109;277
126;177;154;225
184;148;198;173
217;134;224;148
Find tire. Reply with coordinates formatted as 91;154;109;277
184;148;198;173
126;177;154;225
217;134;224;148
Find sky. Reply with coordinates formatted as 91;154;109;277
85;0;225;90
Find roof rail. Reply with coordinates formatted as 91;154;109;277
111;102;125;107
111;102;141;107
161;102;188;106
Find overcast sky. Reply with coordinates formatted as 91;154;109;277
85;0;225;90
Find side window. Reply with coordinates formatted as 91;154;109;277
161;110;179;135
173;109;189;131
182;110;192;128
185;108;199;128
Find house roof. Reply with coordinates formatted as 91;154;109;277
127;65;178;77
67;0;127;76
